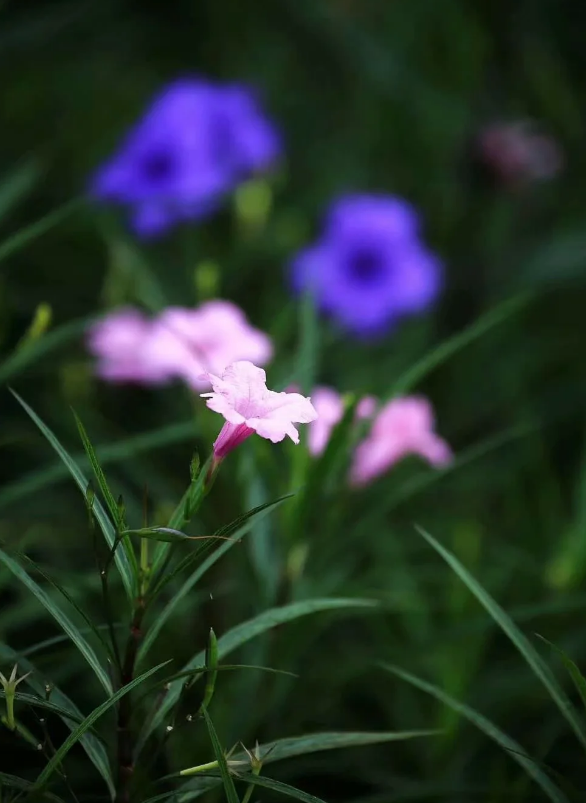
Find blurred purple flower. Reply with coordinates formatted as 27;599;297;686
89;78;281;237
290;194;442;337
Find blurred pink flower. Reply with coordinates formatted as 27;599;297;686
350;396;452;486
478;120;563;187
308;388;378;457
87;307;174;384
201;361;318;459
87;300;272;389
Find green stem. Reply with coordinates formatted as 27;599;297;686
5;689;15;731
140;538;149;597
180;759;220;776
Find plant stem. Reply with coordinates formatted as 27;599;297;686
140;538;149;597
5;689;15;731
116;598;146;803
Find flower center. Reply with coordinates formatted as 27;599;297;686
142;149;175;182
346;246;386;284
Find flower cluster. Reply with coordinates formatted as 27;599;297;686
87;300;272;389
290;194;442;338
308;386;451;485
89;78;281;237
197;366;451;486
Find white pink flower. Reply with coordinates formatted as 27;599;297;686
201;361;318;459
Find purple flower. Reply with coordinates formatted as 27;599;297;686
89;78;281;237
290;194;442;337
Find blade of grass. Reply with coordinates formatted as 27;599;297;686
138;598;379;751
536;636;586;715
200;706;240;803
0;197;82;266
72;411;124;531
416;525;586;753
383;663;569;803
10;390;135;601
0;317;90;386
389;292;532;397
0;159;40;220
0;420;195;511
0;548;112;694
138;496;291;664
0;640;114;797
34;660;170;790
233;774;326;803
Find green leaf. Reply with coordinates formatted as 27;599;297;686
150;454;214;581
0;690;86;726
0;772;64;802
536;635;586;715
124;527;194;543
0;641;114;797
179;729;439;797
201;706;240;803
416;525;586;753
34;660;170;790
73;411;125;531
16;551;115;665
233;774;326;803
0;159;40;220
139;598;378;748
0;548;112;694
389;292;532;396
0;197;82;266
0;318;90;386
141;495;292;662
10;390;135;601
0;419;195;511
382;664;569;803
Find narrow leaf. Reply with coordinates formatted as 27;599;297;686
201;705;240;803
417;526;586;753
233;774;326;803
0;690;86;725
0;548;112;694
140;496;291;662
536;635;586;715
383;663;569;803
73;411;124;531
34;660;170;789
0;641;114;797
10;390;135;600
139;598;378;748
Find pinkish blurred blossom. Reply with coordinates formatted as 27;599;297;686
478;120;563;186
201;361;318;459
308;387;378;457
87;300;272;389
350;396;452;487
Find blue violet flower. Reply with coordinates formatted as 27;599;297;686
89;78;281;237
290;194;442;337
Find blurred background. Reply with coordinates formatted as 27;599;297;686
2;1;586;801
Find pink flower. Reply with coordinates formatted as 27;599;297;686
87;307;175;384
350;396;452;486
87;300;273;389
201;361;318;459
307;388;378;457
